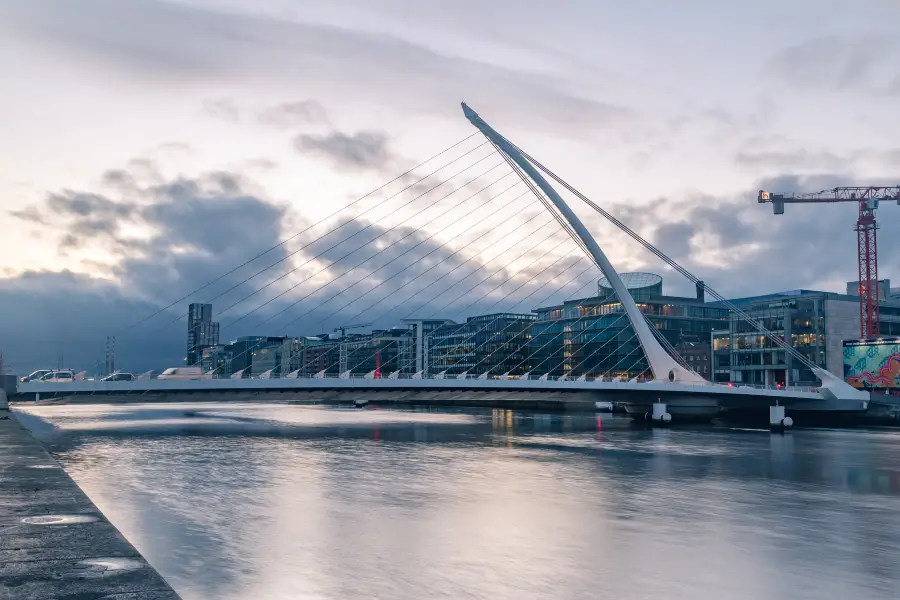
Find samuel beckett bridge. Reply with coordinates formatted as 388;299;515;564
13;104;871;428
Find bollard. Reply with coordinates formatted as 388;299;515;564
769;404;793;433
651;401;671;426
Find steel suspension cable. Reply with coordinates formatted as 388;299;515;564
116;138;497;379
311;179;525;327
228;169;515;334
511;143;821;373
199;165;515;371
126;132;482;333
179;157;505;370
321;189;537;332
419;249;583;375
313;195;555;376
443;257;596;376
326;251;589;378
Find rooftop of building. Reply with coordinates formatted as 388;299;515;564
465;312;537;323
721;288;900;308
534;291;712;313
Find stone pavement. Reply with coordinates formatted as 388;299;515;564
0;411;181;599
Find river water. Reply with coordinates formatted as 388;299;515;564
14;402;900;600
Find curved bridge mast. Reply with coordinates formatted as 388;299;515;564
461;102;707;384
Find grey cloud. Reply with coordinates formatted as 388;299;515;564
10;168;291;300
734;149;849;172
3;159;590;373
628;173;900;299
652;221;695;260
764;34;898;92
295;131;395;171
0;270;185;375
8;205;46;225
0;0;633;139
890;74;900;95
258;100;329;128
734;141;900;173
201;98;240;122
11;191;137;250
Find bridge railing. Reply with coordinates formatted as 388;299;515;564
16;372;819;393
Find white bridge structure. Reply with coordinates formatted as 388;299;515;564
13;103;871;427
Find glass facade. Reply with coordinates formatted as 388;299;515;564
712;290;900;386
339;328;411;375
186;303;219;367
401;319;457;374
428;313;537;376
531;293;727;379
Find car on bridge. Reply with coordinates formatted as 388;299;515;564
20;369;53;383
101;372;135;382
157;367;204;380
37;370;76;382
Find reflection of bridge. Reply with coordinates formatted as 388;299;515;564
14;103;871;427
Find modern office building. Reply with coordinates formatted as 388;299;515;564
530;273;728;380
300;336;340;377
199;334;345;377
207;336;297;377
338;328;411;375
427;313;536;377
186;303;219;367
712;289;900;386
675;336;713;380
400;318;457;374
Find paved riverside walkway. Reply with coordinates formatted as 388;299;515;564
0;411;181;599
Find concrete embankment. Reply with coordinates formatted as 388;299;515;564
0;408;181;599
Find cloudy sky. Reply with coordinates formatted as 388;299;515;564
1;0;899;373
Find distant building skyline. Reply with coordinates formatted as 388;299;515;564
186;303;219;368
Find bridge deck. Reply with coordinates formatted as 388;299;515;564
15;377;824;402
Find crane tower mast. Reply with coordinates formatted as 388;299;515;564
758;186;900;338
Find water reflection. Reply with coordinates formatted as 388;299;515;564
14;403;900;600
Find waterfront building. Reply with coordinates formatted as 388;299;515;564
205;336;301;377
300;336;340;377
186;303;219;367
712;289;900;387
199;344;231;374
531;273;727;380
675;335;712;380
845;278;893;301
400;318;457;374
338;328;411;375
427;313;536;377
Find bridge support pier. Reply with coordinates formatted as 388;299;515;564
769;405;793;433
650;401;672;426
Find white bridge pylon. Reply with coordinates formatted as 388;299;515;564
461;102;708;385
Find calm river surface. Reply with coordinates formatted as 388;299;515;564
14;402;900;600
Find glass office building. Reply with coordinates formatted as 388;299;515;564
712;289;900;386
531;273;727;380
428;313;536;377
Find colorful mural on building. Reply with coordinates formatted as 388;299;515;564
843;338;900;390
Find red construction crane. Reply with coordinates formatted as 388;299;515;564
758;186;900;338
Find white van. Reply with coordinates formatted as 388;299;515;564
157;367;203;380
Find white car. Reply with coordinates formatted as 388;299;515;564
157;367;204;380
21;369;53;383
38;370;76;382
